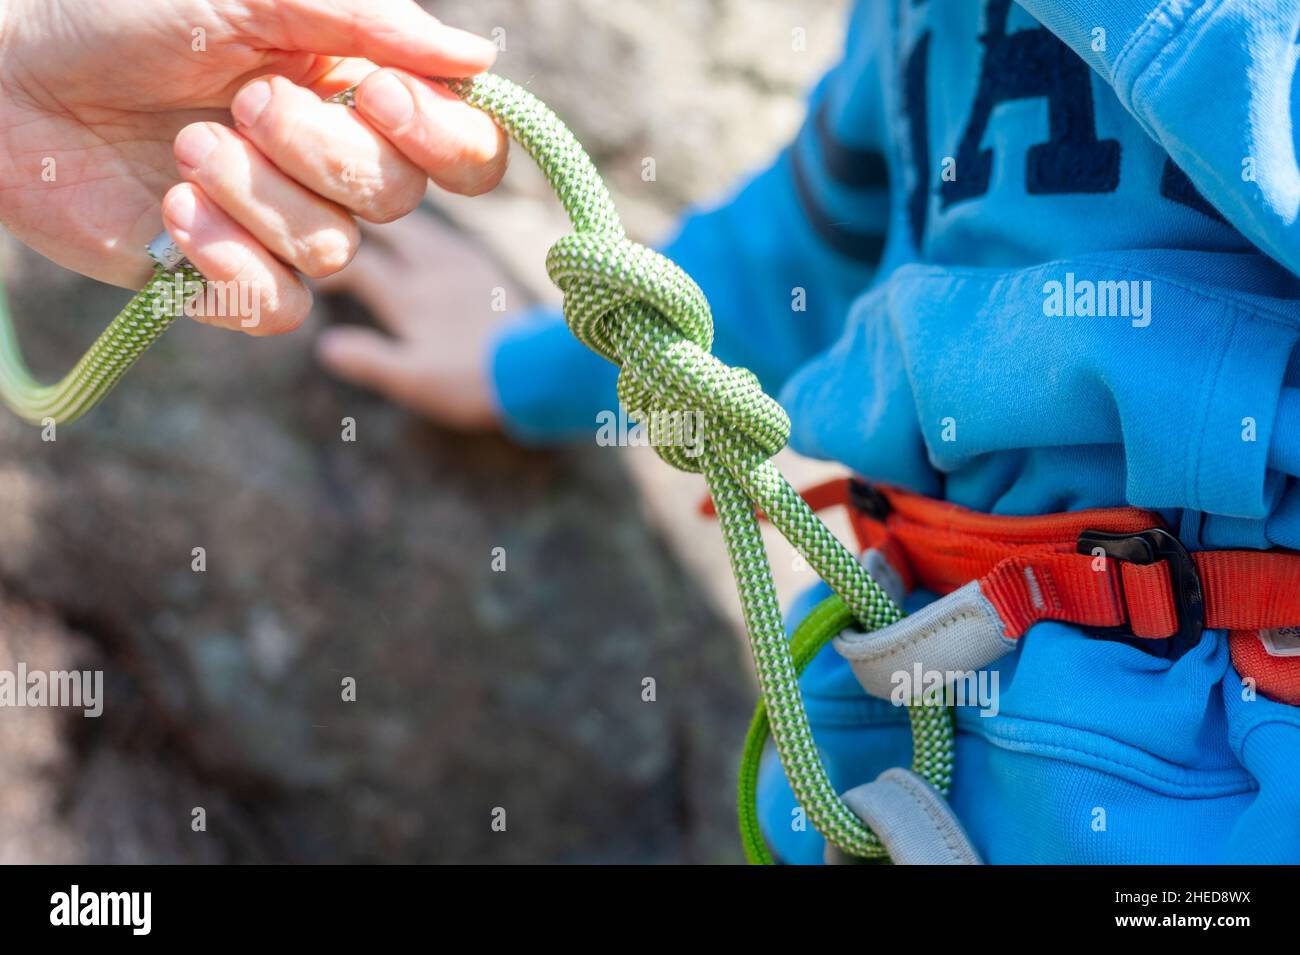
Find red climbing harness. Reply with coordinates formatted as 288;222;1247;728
712;478;1300;706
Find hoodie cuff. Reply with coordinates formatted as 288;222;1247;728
488;305;620;445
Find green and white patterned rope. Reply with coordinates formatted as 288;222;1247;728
449;73;955;860
0;72;955;860
0;262;202;424
737;594;955;864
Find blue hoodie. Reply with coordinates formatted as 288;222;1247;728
490;0;1300;863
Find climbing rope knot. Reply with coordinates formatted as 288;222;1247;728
545;230;792;474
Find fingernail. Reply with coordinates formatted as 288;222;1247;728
232;80;272;128
173;124;219;172
163;187;201;235
360;72;414;128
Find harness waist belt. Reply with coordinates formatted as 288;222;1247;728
799;479;1300;642
796;478;1300;705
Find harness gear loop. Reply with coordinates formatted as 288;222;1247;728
736;593;957;864
826;768;982;866
0;73;957;862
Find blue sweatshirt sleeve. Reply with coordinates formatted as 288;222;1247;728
1019;0;1300;281
490;0;892;444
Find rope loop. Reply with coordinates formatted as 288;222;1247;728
547;231;791;473
546;233;711;358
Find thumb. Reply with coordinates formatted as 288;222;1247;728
317;326;424;400
237;0;497;78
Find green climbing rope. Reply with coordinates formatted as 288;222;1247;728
0;72;956;861
449;73;955;861
0;262;203;425
737;594;954;864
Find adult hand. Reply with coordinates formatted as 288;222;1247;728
0;0;508;334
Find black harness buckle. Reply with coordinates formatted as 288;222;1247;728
1075;527;1205;655
847;478;892;523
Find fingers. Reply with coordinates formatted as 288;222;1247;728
304;57;382;101
161;43;508;338
231;75;431;223
313;242;404;309
173;122;360;279
237;0;496;78
315;325;497;430
316;326;425;404
161;183;313;336
353;69;508;196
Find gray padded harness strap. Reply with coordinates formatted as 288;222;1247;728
833;579;1017;700
824;768;982;865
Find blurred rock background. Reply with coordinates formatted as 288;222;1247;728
0;0;848;863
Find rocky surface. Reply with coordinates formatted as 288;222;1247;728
0;0;848;863
0;255;752;863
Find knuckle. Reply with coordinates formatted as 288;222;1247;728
208;240;260;290
254;281;312;336
459;154;509;197
295;223;359;278
354;170;425;224
254;77;310;145
446;129;509;196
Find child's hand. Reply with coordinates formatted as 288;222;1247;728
315;211;521;430
0;0;506;336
